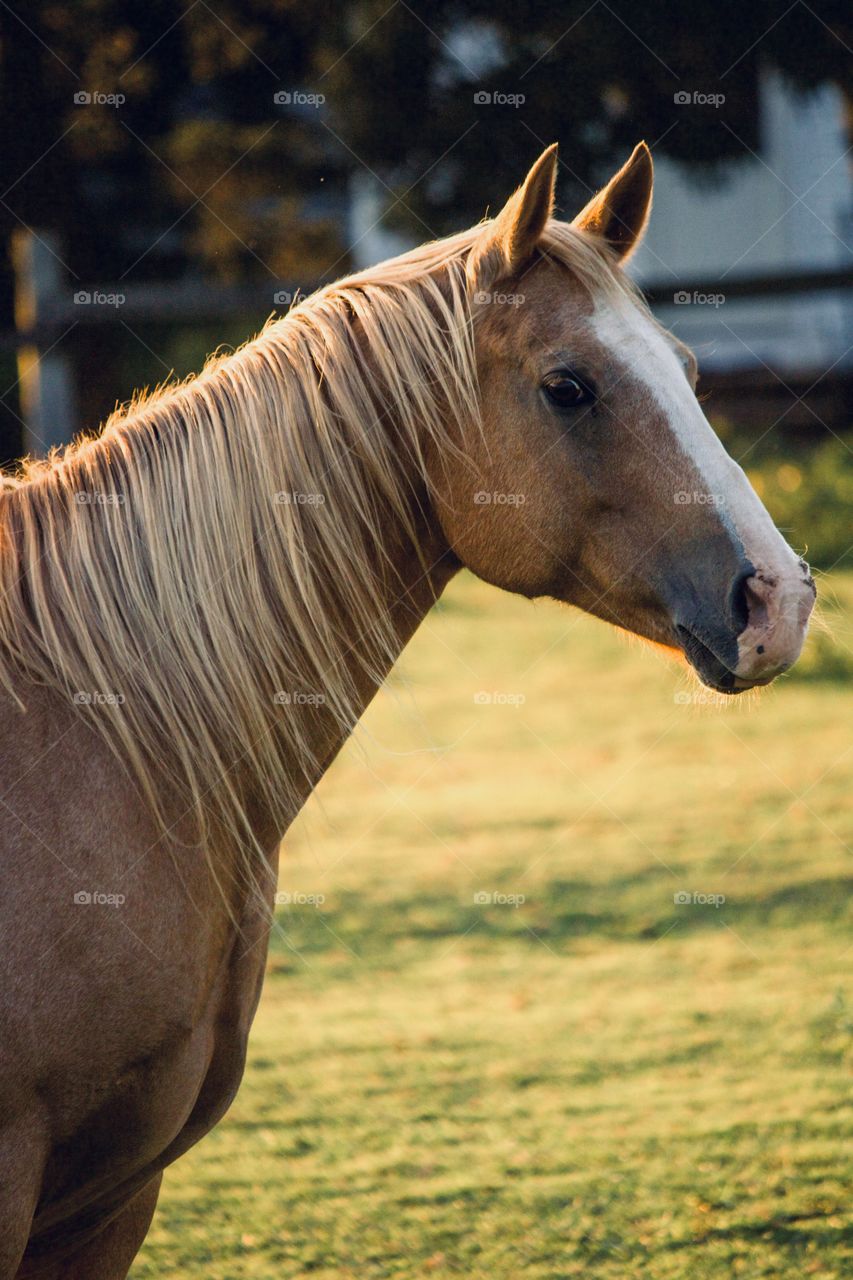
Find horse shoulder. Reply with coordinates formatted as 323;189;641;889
0;682;275;1251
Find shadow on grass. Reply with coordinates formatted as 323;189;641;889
662;1210;852;1253
268;874;852;962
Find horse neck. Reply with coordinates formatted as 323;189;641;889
246;507;458;854
233;323;462;852
0;265;471;869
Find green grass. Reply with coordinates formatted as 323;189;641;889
133;571;853;1279
741;435;853;572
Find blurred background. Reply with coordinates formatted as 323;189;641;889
1;0;851;568
4;7;851;1276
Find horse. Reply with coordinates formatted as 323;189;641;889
0;141;815;1277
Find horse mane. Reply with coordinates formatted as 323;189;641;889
0;218;636;869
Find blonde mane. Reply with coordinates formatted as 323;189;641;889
0;219;634;867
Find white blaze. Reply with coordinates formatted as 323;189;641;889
589;301;814;679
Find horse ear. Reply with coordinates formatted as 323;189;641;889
467;144;558;294
572;142;653;262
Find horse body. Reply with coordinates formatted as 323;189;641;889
0;683;272;1273
2;545;453;1276
0;143;814;1275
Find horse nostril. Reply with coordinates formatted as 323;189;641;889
729;567;753;634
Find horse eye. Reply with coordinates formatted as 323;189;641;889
542;371;594;410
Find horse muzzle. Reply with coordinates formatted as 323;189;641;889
673;561;816;694
729;565;816;687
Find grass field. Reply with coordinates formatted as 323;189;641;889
133;570;853;1279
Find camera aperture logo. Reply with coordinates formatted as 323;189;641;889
674;690;729;707
73;490;125;506
473;91;525;108
274;90;325;108
74;890;126;907
474;491;526;507
673;91;725;108
73;690;126;707
274;491;326;507
473;290;525;307
273;690;326;707
74;91;125;108
674;289;725;308
473;691;525;707
73;291;125;308
674;490;723;506
474;890;526;908
674;890;726;908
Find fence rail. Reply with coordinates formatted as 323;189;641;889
6;264;851;349
5;228;852;453
641;264;853;306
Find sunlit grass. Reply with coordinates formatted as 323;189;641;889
133;571;852;1279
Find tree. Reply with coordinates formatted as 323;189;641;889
318;0;852;235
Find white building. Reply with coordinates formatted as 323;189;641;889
351;67;851;380
629;68;852;377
